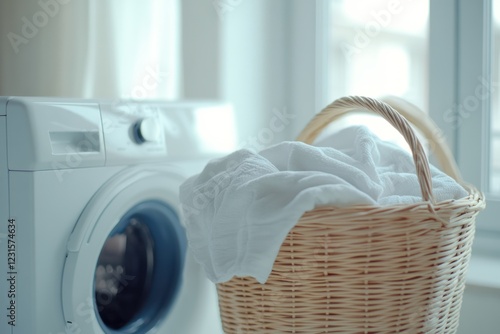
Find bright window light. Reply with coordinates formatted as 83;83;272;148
328;0;429;149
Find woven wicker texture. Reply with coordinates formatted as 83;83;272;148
216;96;485;334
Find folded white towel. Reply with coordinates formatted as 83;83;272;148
179;126;468;284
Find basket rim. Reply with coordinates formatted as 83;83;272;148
304;182;483;208
299;183;485;228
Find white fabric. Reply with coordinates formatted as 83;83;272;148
179;126;468;284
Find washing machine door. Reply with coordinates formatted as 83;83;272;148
62;166;188;334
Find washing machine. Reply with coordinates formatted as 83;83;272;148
0;97;234;334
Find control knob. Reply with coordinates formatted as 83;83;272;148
133;118;161;143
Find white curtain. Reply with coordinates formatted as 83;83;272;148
0;0;180;99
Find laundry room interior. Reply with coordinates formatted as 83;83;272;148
0;1;499;333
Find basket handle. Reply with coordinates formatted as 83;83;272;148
380;96;462;182
296;96;436;203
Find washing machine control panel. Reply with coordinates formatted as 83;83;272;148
3;97;236;171
100;100;236;166
99;102;168;164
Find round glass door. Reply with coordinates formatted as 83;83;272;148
94;200;186;333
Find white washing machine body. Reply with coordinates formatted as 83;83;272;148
0;97;233;334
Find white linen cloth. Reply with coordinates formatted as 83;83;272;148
179;126;468;284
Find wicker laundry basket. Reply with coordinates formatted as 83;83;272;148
216;96;486;334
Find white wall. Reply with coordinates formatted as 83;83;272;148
181;0;223;99
221;1;291;148
182;0;309;148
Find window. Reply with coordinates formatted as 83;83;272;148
328;0;428;106
491;0;500;194
324;0;499;253
429;0;499;248
327;0;429;151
